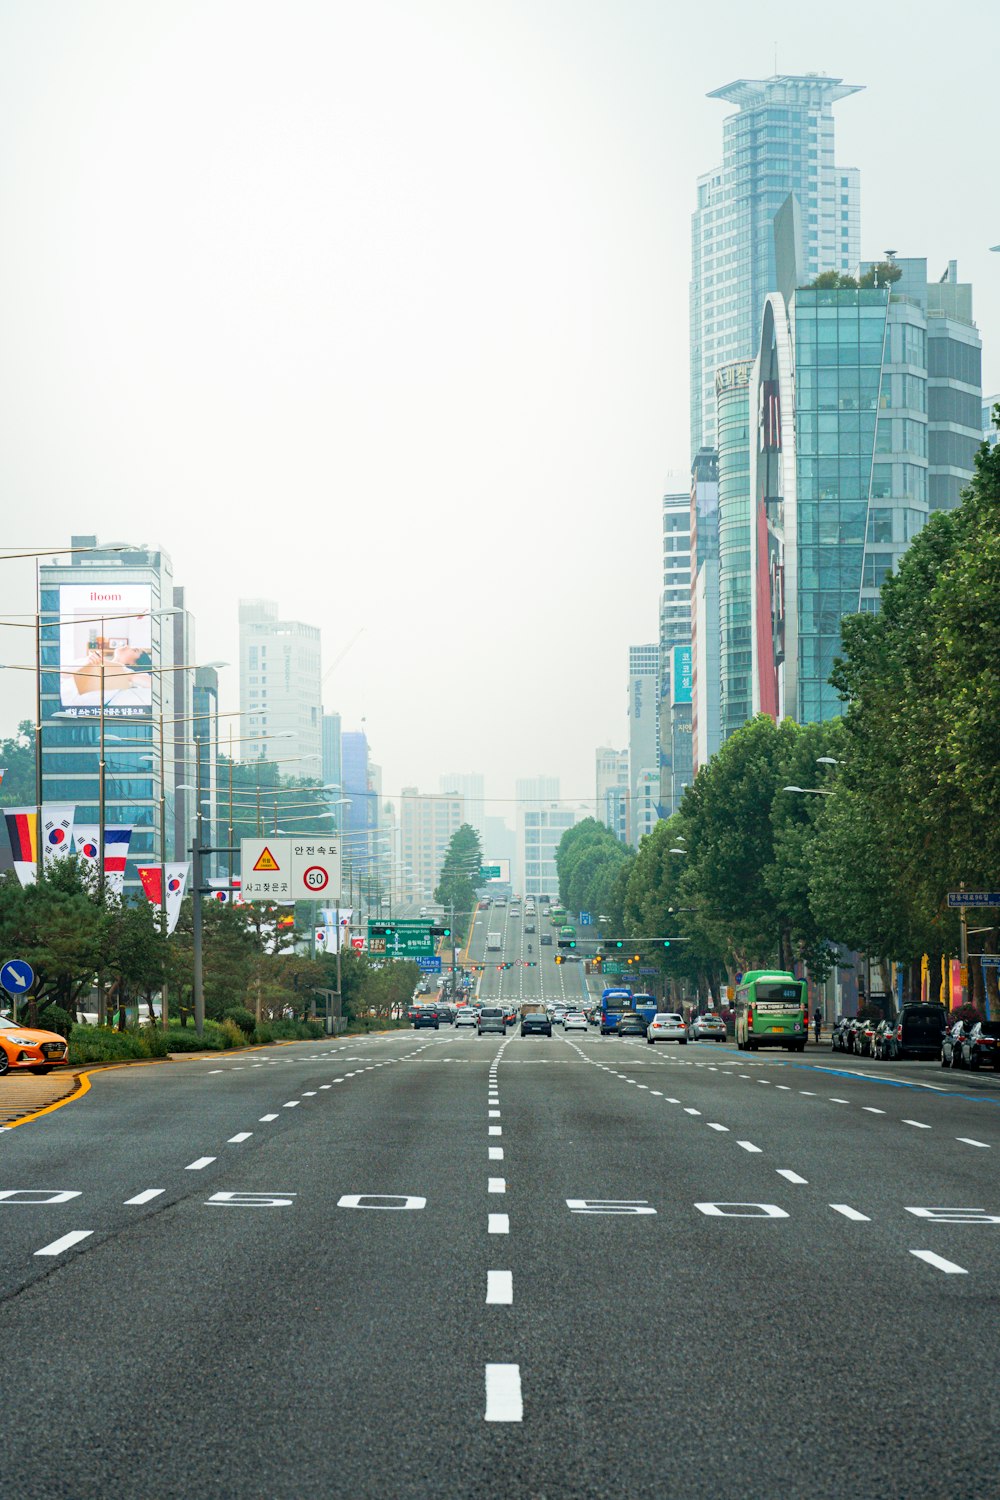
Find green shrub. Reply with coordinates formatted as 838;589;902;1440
219;1018;246;1048
40;1005;75;1039
254;1021;275;1044
164;1020;227;1052
68;1025;156;1064
223;1006;257;1037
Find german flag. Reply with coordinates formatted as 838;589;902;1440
4;808;37;864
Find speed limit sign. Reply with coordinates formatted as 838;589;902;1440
303;865;329;893
289;840;341;900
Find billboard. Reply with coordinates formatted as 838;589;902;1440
671;645;693;706
57;583;154;718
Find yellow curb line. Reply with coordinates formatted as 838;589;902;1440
0;1036;312;1131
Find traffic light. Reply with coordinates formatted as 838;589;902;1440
662;939;671;948
430;926;451;937
633;954;641;962
555;955;564;965
614;940;624;949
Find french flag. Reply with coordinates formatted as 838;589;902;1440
103;827;133;895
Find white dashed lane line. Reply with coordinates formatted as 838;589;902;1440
776;1169;808;1184
489;1177;506;1194
910;1249;968;1275
259;1114;278;1122
903;1119;931;1129
737;1141;762;1154
830;1203;870;1221
186;1157;216;1171
957;1137;990;1148
486;1271;513;1305
485;1363;523;1422
124;1189;164;1206
35;1230;93;1257
489;1147;504;1161
228;1133;252;1144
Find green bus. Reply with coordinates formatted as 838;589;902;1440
559;924;576;941
735;970;808;1053
550;906;567;925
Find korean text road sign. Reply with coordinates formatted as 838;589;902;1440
417;956;443;973
367;920;435;959
479;865;502;880
241;837;341;901
947;891;1000;908
579;911;593;925
0;958;34;994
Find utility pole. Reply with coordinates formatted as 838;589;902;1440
451;900;457;996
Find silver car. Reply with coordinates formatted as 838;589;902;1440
688;1013;728;1043
646;1013;687;1045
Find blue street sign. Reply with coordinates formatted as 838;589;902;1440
417;956;442;973
0;958;35;994
979;956;1000;969
638;967;657;976
947;892;1000;908
579;911;593;926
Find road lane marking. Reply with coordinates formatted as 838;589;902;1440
863;1107;886;1115
0;1190;82;1205
488;1177;506;1194
283;1102;300;1109
319;1085;331;1090
489;1147;504;1160
124;1189;164;1206
799;1090;815;1096
902;1120;931;1129
566;1199;656;1215
957;1138;991;1148
775;1085;791;1090
259;1114;278;1122
208;1069;223;1075
650;1090;663;1096
485;1364;522;1422
228;1133;252;1144
910;1250;967;1274
776;1169;808;1184
684;1107;701;1116
737;1141;762;1153
488;1213;510;1234
486;1270;513;1304
830;1204;870;1221
665;1097;680;1104
707;1123;729;1132
303;1091;317;1097
186;1157;216;1170
829;1098;850;1104
489;1109;501;1118
35;1229;93;1256
489;1126;502;1136
696;1202;787;1219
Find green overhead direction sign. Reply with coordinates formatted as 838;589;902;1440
479;865;502;880
368;920;436;959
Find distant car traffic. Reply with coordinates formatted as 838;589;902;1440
646;1013;686;1045
521;1012;552;1037
0;1015;69;1075
688;1013;727;1042
478;1006;506;1036
563;1012;588;1032
411;1006;439;1030
617;1012;647;1037
455;1009;477;1028
540;934;552;946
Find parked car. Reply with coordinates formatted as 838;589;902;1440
688;1013;727;1043
962;1020;1000;1071
942;1020;971;1068
894;1003;947;1060
855;1018;880;1057
844;1018;867;1055
646;1013;686;1045
0;1015;70;1076
830;1017;853;1052
872;1020;898;1061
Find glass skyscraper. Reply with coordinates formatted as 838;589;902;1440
691;74;862;455
716;360;754;736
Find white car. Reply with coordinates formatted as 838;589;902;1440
563;1012;588;1032
455;1009;477;1028
688;1013;728;1042
646;1013;687;1045
551;1008;568;1026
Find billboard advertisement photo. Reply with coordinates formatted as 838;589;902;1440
57;584;154;718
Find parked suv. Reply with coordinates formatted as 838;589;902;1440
895;1003;947;1060
478;1006;507;1036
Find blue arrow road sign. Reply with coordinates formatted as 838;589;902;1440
579;911;593;925
0;959;35;994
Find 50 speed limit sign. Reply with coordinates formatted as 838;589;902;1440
302;865;329;894
289;840;341;900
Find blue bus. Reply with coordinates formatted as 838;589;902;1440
631;992;657;1025
600;987;633;1035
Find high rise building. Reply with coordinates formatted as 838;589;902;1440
691;73;862;455
595;747;629;843
321;712;343;827
658;491;691;809
238;599;322;772
193;665;220;875
439;772;485;839
514;776;560;805
716;360;755;737
749;248;981;724
627;644;659;842
517;802;577;901
689;449;722;772
984;394;1000;452
341;729;374;875
400;788;465;904
38;537;186;895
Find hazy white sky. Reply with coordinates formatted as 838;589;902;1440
1;0;996;817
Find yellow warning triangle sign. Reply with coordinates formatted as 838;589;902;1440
253;845;280;872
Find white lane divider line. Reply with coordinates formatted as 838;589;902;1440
776;1169;808;1184
737;1141;762;1154
319;1085;331;1090
799;1090;816;1096
259;1114;279;1122
124;1189;164;1206
485;1363;523;1422
186;1157;216;1171
902;1119;931;1129
488;1213;510;1235
684;1107;701;1116
910;1249;967;1275
775;1084;791;1090
488;1177;506;1194
35;1229;93;1257
957;1137;991;1148
650;1091;663;1097
707;1123;729;1132
830;1203;870;1221
489;1109;501;1118
829;1098;850;1105
303;1091;317;1097
228;1133;252;1144
863;1107;886;1115
208;1069;223;1075
489;1147;504;1161
489;1126;502;1136
665;1097;680;1104
283;1102;300;1109
486;1270;513;1305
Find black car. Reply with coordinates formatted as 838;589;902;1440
942;1021;970;1068
962;1021;1000;1070
895;1003;947;1060
478;1006;506;1036
436;1005;455;1025
540;934;552;946
618;1013;648;1037
520;1012;552;1037
412;1007;439;1030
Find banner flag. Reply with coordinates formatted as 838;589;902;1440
3;806;38;886
207;877;243;905
318;907;352;951
137;862;190;935
42;804;76;868
103;827;133;896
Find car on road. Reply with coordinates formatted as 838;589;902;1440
894;1002;947;1060
540;934;552;946
871;1020;898;1060
455;1009;477;1028
521;1012;552;1037
962;1020;1000;1070
830;1017;852;1052
551;1007;568;1026
855;1018;880;1057
941;1021;970;1068
646;1013;686;1045
525;922;536;933
436;1005;455;1025
0;1015;70;1075
563;1012;588;1032
688;1013;727;1042
411;1006;439;1030
478;1006;507;1035
617;1012;647;1037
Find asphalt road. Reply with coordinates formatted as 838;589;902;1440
2;931;998;1497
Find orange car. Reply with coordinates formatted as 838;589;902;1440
0;1016;69;1076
